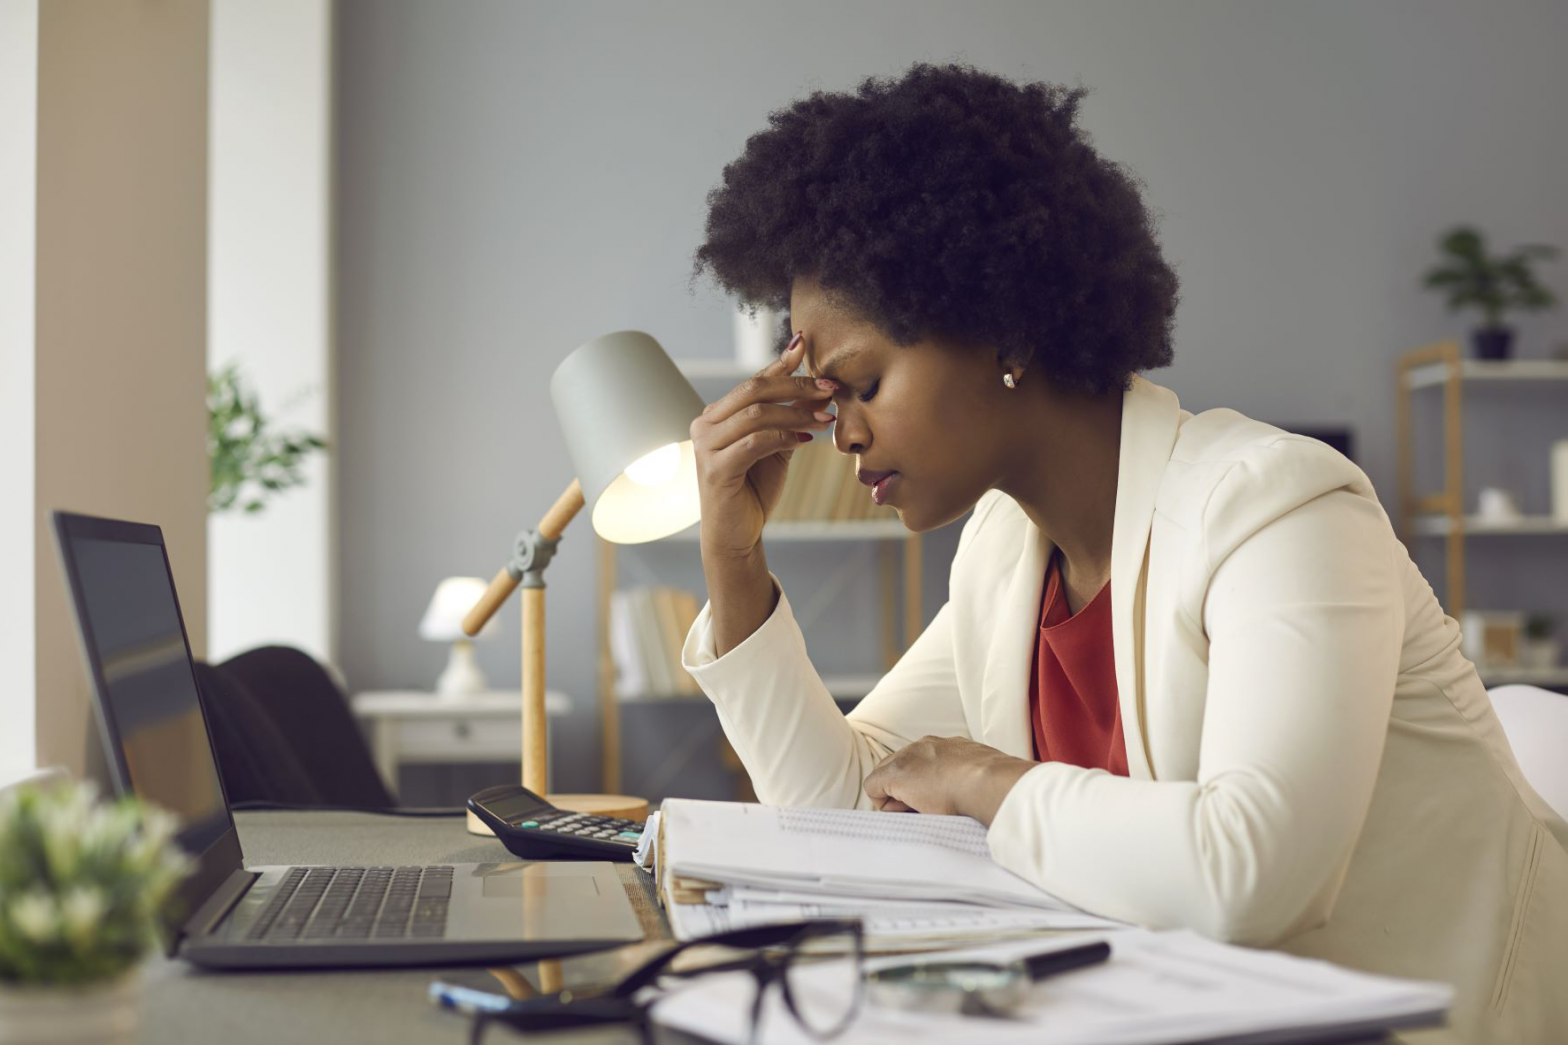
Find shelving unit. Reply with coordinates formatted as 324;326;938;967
1395;340;1568;689
591;357;927;794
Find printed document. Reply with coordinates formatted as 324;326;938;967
656;799;1124;945
660;799;1106;913
651;929;1452;1045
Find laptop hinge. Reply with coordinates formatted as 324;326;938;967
181;867;260;942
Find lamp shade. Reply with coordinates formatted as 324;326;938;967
421;576;501;641
550;330;707;544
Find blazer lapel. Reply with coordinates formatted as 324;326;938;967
978;515;1053;758
1110;376;1182;780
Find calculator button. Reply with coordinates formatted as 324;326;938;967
518;821;539;829
617;831;643;840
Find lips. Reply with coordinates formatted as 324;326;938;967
857;469;900;507
856;469;896;487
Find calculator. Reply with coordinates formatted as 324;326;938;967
466;784;646;862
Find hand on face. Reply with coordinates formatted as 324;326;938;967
863;735;1037;824
688;331;838;559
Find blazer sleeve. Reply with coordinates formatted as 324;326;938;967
986;473;1404;946
681;501;997;809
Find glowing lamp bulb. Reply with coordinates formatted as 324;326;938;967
624;442;681;487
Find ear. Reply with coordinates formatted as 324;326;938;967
993;349;1026;389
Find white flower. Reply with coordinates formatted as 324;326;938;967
81;801;138;854
60;887;107;946
9;891;61;944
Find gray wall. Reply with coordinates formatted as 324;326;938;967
335;0;1568;796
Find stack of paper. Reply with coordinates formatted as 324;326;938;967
656;799;1123;947
651;929;1452;1045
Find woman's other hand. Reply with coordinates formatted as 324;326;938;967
689;330;838;560
864;736;1037;824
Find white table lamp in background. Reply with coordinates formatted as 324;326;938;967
461;330;705;833
419;576;500;697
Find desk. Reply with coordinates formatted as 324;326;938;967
144;811;682;1044
143;813;1403;1045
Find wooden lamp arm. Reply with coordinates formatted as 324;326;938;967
461;479;585;636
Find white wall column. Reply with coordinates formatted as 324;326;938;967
0;0;39;784
207;0;335;667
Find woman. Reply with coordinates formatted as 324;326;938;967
679;64;1566;1043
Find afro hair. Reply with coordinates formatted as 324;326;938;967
692;62;1179;395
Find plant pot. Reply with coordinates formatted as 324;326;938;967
1521;638;1561;673
0;969;141;1045
1471;326;1514;360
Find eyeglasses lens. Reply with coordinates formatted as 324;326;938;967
781;929;864;1040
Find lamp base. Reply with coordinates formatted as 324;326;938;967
465;793;651;836
435;639;489;698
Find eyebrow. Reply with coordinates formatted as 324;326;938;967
807;343;868;382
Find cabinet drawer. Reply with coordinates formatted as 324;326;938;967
394;717;524;762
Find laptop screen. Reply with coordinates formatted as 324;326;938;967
56;522;234;857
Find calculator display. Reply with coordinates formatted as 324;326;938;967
479;791;554;823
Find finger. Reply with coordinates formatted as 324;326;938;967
704;402;835;453
700;370;838;429
864;760;894;803
706;426;814;483
766;330;805;375
877;798;915;813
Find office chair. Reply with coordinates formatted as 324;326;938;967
195;646;395;809
1488;684;1568;821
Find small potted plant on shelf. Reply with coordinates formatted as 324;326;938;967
0;780;188;1045
1421;226;1559;360
1522;614;1561;673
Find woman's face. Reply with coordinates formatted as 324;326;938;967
790;277;1015;533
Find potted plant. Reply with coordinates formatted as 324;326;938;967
207;362;328;514
0;781;188;1044
1421;226;1559;360
1522;614;1560;673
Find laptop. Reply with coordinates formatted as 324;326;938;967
51;510;644;970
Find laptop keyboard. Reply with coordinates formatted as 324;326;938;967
245;866;454;942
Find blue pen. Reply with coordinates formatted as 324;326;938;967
428;980;523;1016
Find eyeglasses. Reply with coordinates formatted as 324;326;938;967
458;919;865;1045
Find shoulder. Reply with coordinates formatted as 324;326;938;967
944;489;1032;594
1159;407;1383;569
954;488;1020;557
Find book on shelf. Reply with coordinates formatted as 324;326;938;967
607;590;648;697
608;585;703;699
770;436;897;524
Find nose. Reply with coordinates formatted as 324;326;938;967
832;401;868;456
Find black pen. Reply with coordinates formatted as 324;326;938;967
1021;939;1113;981
865;939;1113;1017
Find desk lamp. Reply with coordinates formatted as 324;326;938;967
419;576;501;697
461;330;706;831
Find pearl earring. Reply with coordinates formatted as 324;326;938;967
1003;372;1018;389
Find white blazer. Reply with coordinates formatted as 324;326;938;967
683;376;1568;1045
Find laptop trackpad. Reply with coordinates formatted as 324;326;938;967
449;862;642;943
480;866;601;900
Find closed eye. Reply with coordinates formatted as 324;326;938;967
857;379;879;403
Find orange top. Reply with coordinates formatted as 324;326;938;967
1028;552;1128;776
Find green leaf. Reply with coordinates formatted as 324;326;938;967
206;364;327;516
1439;226;1484;261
